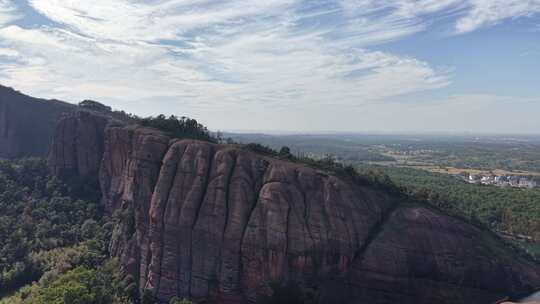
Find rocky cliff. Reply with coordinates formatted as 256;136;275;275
49;112;540;304
47;110;123;177
0;85;75;158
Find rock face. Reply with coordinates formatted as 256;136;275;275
48;110;119;177
0;85;75;158
49;112;540;304
344;207;540;304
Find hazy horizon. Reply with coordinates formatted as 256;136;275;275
224;129;540;136
0;1;539;133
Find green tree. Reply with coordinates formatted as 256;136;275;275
35;267;108;304
141;289;155;304
169;297;193;304
279;146;292;159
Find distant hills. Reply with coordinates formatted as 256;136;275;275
0;85;75;158
0;85;131;159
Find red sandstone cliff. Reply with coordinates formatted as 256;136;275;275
49;112;540;304
48;110;115;177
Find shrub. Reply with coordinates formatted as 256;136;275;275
140;115;216;143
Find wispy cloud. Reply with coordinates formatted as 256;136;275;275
456;0;540;33
0;0;537;116
0;0;20;26
0;47;18;57
0;0;453;108
28;0;296;42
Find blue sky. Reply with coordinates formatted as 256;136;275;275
0;0;539;133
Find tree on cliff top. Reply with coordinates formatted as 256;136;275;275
140;115;216;143
79;100;112;113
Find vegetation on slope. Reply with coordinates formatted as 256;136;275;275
0;159;150;304
0;159;103;292
139;115;216;143
360;165;540;252
241;143;400;194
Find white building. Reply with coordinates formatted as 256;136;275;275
519;178;537;189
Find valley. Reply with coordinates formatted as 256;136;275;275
228;133;540;176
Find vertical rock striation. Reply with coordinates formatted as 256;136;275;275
48;110;114;177
101;134;401;303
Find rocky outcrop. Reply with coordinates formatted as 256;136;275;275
342;207;540;304
102;132;399;303
48;113;540;304
0;85;75;158
47;110;119;177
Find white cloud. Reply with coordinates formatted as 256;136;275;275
0;0;536;124
0;0;20;26
456;0;540;33
0;0;451;110
339;0;540;35
0;25;84;50
336;0;465;45
340;0;463;18
28;0;296;42
0;47;18;57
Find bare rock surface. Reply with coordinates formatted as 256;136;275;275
342;207;540;304
48;110;115;177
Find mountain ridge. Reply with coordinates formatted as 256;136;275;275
47;110;540;304
0;85;75;158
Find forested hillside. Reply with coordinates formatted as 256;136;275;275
0;158;131;303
